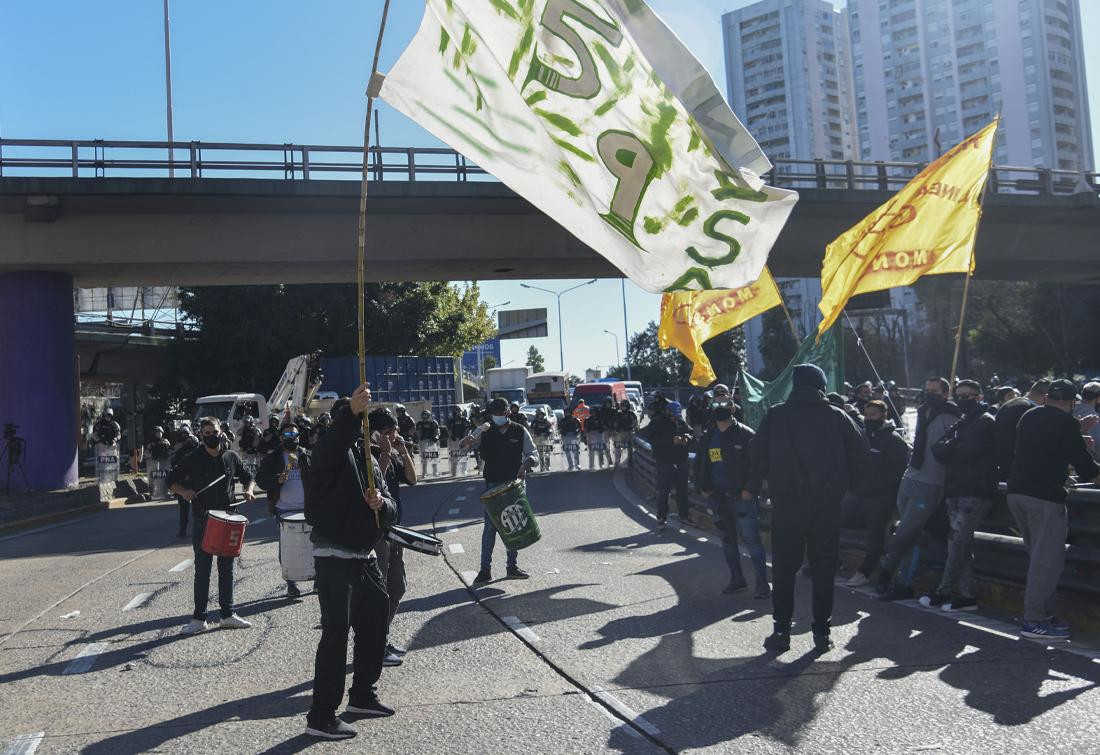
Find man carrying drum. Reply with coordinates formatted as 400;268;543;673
256;421;311;598
167;417;256;634
462;397;539;585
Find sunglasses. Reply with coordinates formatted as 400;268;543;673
281;431;300;439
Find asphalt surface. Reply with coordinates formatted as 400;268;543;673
2;446;1099;754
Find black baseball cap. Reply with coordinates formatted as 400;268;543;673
1047;379;1078;401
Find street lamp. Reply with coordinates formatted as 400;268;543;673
520;279;598;371
602;329;620;367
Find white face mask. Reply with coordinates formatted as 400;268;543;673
492;415;509;426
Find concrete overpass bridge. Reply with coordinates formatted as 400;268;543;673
1;138;1099;490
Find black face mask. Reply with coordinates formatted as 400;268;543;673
282;438;299;450
202;434;221;449
955;397;978;412
923;392;945;406
713;409;733;422
865;419;884;431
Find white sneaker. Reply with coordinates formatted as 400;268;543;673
181;618;210;635
845;572;869;588
219;614;252;629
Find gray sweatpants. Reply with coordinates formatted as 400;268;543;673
1006;493;1068;623
881;477;944;584
935;496;993;598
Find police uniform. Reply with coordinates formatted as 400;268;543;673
416;416;441;476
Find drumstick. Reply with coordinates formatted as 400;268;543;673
193;474;226;498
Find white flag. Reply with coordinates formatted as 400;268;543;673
380;0;798;292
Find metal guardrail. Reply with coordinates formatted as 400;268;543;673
1;138;1097;196
630;436;1100;597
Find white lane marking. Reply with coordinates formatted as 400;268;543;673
122;592;153;612
448;508;460;515
461;570;479;585
956;620;1019;641
60;610;80;620
465;485;476;492
584;695;641;738
502;616;541;643
590;687;660;737
251;517;268;525
696;537;708;543
455;496;467;501
678;528;687;534
169;558;193;573
448;543;465;554
62;642;108;675
2;732;45;755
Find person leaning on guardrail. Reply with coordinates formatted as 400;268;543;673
1006;379;1100;642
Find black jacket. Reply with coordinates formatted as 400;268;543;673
994;397;1036;481
642;412;693;463
694;421;755;494
166;446;252;514
747;387;868;505
256;446;312;509
1008;405;1100;502
850;420;910;499
305;405;397;551
931;404;998;499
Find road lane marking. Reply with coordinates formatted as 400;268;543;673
122;592;153;612
696;537;708;543
455;496;467;501
62;642;108;675
465;486;476;491
461;570;479;585
590;687;660;737
502;616;541;643
169;558;193;573
584;696;641;738
448;508;460;515
251;517;268;525
2;732;45;755
448;543;465;554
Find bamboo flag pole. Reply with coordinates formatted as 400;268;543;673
357;0;392;526
769;268;801;343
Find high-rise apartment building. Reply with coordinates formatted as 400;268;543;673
849;0;1093;172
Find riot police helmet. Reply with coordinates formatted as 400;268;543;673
318;412;332;425
394;404;407;415
103;408;114;420
421;410;432;420
535;408;546;418
510;402;520;412
242;416;254;428
151;426;164;438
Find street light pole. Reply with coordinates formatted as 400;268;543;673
602;330;620;367
520;279;597;372
163;0;175;178
620;278;632;381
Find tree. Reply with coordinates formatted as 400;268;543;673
482;355;498;372
526;346;545;373
611;321;687;388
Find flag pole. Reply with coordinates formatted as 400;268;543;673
357;0;392;526
767;267;800;343
843;310;902;421
948;271;973;387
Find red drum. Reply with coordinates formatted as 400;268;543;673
201;511;248;557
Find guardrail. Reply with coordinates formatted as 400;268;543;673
1;138;1097;197
630;436;1100;598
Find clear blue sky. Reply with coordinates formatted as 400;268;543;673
3;0;1098;378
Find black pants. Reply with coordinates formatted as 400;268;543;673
656;459;690;519
191;513;234;620
177;496;190;531
309;556;389;722
770;498;841;635
373;540;406;632
841;492;895;576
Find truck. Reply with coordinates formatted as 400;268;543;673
525;371;569;419
486;366;532;405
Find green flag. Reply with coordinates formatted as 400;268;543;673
738;326;844;429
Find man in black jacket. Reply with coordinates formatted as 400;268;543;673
256;421;310;597
747;364;867;653
841;400;910;588
994;379;1050;481
643;395;694;527
694;401;768;598
303;385;398;740
921;380;997;611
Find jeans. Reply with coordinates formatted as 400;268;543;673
655;459;690;520
712;489;768;588
373;539;406;632
880;477;944;585
841;492;896;577
191;513;234;620
309;556;389;722
935;496;993;598
1007;494;1068;623
480;510;518;571
770;498;841;635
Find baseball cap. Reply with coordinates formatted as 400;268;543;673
1047;379;1077;402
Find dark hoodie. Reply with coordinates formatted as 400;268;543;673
850;419;910;499
931;401;998;499
747;386;868;505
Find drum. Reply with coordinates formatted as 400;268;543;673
278;512;314;581
386;524;443;556
480;480;541;551
201;510;249;558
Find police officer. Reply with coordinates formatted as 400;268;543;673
259;415;281;455
585;406;609;469
394;405;416;447
613;401;638;467
530;408;554;472
558;412;582;471
509;402;529;428
446;407;473;476
416;410;441;477
295;414;315;450
93;408;121;447
145;426;173;500
238;416;262;477
313;412;332;448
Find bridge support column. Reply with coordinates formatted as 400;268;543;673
0;272;78;491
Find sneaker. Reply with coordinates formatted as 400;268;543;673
753;584;771;600
763;631;791;652
1049;616;1070;632
918;590;951;609
812;633;833;653
656;518;668;529
942;596;978;612
472;569;492;585
722;579;748;594
1020;621;1070;640
845;572;869;588
879;584;914;602
346;695;395;717
387;643;408;657
181;618;210;635
382;650;403;667
506;566;530;580
287;582;302;598
219;614;252;629
305;717;357;740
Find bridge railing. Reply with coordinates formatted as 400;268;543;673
1;138;1097;196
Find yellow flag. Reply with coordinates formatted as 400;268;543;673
660;269;784;387
817;118;998;338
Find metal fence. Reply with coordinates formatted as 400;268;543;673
2;138;1097;196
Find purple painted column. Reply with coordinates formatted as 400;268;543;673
0;272;78;491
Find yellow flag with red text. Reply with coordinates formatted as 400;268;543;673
660;269;784;387
817;118;998;338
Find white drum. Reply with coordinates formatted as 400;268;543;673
278;512;314;582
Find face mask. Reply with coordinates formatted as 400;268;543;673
282;438;299;450
492;415;509;426
955;397;977;412
202;434;221;449
924;392;945;406
713;409;733;422
865;419;884;431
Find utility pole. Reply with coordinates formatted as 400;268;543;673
163;0;175;177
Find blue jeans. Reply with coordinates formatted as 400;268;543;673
712;489;768;587
480;511;518;571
